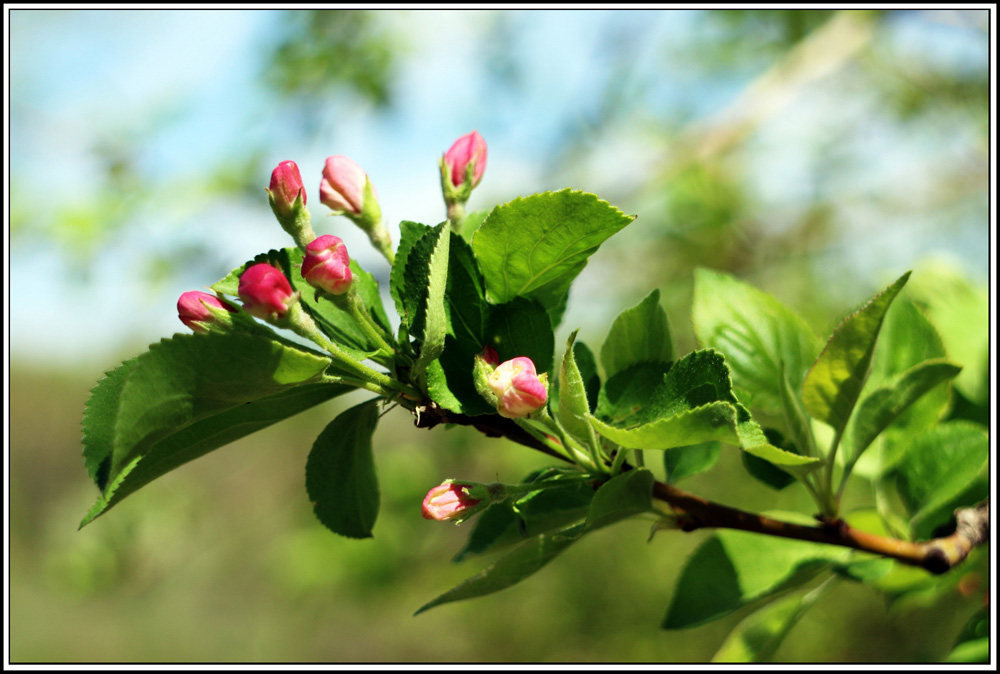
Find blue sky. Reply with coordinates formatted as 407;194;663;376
8;8;992;367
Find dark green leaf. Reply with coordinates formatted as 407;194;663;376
81;356;140;488
692;268;821;415
600;288;673;379
305;399;381;539
802;272;910;434
455;474;595;561
81;382;349;527
414;523;586;615
411;223;451;381
472;189;634;325
390;220;433;330
79;332;341;526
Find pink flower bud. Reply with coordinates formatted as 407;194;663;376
269;160;306;217
487;356;548;419
319;155;374;215
177;291;236;333
301;235;353;296
480;344;500;367
421;483;482;521
445;130;487;188
238;263;296;320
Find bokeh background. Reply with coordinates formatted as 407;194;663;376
8;8;992;663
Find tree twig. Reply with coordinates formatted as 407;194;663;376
408;400;990;575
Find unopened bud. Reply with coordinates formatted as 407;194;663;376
301;235;353;296
238;263;298;321
487;356;548;419
177;291;236;333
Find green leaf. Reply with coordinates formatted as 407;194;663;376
802;272;910;434
108;332;331;479
79;332;341;526
81;356;140;488
692;268;821;415
401;223;449;349
81;382;349;527
414;522;586;615
850;359;962;461
484;297;555;376
893;420;988;539
740;429;802;490
663;517;847;629
455;468;595;561
305;399;381;539
711;582;831;663
557;330;594;443
663;441;721;484
591;349;818;470
458;208;489;242
390;220;433;330
583;469;654;531
411;223;451;381
906;261;989;404
418;469;655;615
596;362;672;426
590;402;738;451
600;288;673;379
472;189;634;325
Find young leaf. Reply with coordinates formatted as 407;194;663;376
583;469;655;531
663;441;721;484
414;523;586;615
692;268;821;415
80;382;350;527
662;515;848;629
711;581;832;663
590;402;739;451
390;220;433;330
458;208;489;242
471;189;635;325
893;421;988;539
850;359;961;461
411;223;451;382
454;473;595;561
305;399;381;539
557;330;594;443
418;470;654;615
600;288;673;379
802;272;910;434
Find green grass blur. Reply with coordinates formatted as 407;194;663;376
9;359;986;663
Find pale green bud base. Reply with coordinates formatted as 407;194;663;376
268;191;317;251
